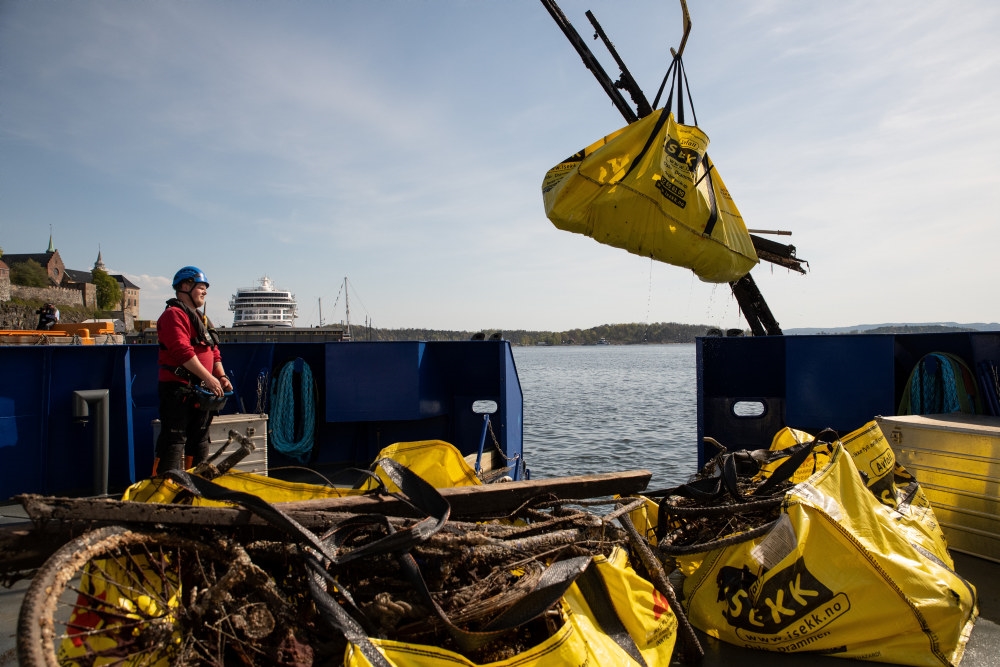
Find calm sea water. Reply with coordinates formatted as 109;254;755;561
511;344;697;491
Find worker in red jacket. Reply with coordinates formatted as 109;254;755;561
154;266;232;474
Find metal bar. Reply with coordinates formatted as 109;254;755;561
671;0;693;59
729;274;782;336
539;0;638;123
747;229;793;236
584;10;653;118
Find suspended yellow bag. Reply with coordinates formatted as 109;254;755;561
344;548;678;667
679;428;977;666
541;108;757;283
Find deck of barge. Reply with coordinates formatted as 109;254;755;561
2;502;997;667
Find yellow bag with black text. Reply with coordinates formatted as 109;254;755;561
345;547;678;667
761;422;952;562
680;431;977;666
541;107;757;283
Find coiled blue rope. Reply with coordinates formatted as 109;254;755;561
270;358;315;463
900;352;978;415
912;354;960;414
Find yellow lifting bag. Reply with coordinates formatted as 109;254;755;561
681;439;977;666
541;109;757;283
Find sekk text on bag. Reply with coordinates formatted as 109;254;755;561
678;425;977;666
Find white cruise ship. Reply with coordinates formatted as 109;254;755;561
229;276;298;327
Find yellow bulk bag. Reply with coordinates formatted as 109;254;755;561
837;421;952;561
362;440;483;491
122;439;480;505
541;109;757;283
680;440;977;666
344;548;678;667
753;426;833;486
122;468;362;505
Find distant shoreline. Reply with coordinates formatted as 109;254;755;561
347;322;999;347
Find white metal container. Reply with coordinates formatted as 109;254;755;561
208;413;269;475
876;413;1000;562
153;413;269;475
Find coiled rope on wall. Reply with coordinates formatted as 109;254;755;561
270;357;316;463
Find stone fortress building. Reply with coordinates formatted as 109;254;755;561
0;234;140;329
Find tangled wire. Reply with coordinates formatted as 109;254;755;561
651;437;832;556
240;497;631;663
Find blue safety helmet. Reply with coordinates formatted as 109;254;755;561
172;266;210;290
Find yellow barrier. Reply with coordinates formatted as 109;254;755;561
0;330;68;336
0;330;99;344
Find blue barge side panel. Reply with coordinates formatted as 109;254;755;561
697;331;1000;467
0;340;523;499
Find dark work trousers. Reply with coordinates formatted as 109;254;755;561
156;381;212;473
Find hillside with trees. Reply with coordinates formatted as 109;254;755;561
349;322;716;346
347;321;986;345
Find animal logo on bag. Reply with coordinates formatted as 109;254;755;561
716;558;851;650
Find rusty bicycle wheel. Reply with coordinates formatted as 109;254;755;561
17;525;291;667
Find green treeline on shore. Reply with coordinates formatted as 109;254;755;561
348;322;718;346
3;298;982;342
345;322;983;345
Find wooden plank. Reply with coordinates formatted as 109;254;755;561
281;469;651;517
17;469;651;529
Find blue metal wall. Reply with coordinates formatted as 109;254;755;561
697;331;1000;467
0;339;524;499
0;346;137;497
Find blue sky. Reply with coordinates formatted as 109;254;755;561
2;1;999;331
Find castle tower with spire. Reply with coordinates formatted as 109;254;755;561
2;232;66;286
3;234;142;326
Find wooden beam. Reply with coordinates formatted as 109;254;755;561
17;470;652;530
